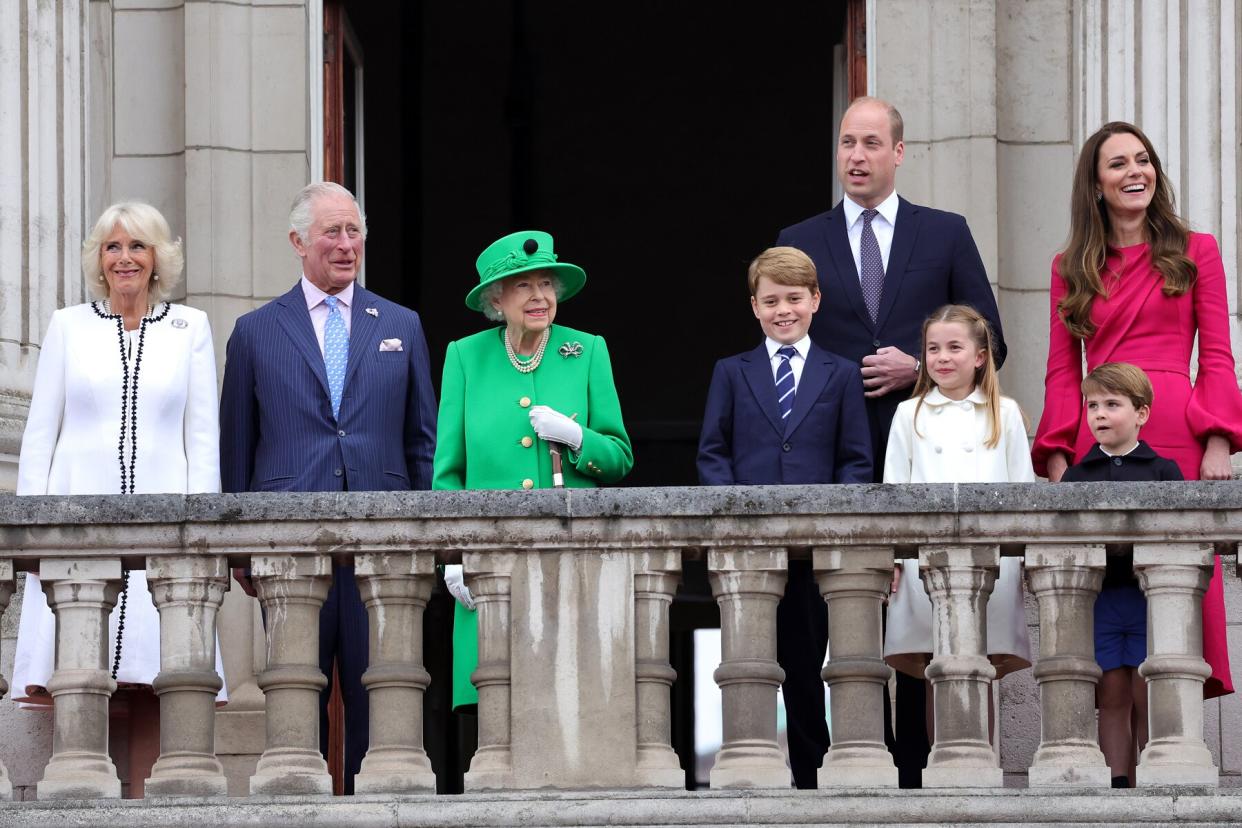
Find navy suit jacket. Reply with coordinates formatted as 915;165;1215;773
776;197;1005;476
697;341;872;485
220;282;437;494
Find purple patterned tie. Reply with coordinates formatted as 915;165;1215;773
859;208;884;323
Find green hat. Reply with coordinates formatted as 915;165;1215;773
466;230;587;312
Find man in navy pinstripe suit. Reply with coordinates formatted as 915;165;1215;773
220;181;437;794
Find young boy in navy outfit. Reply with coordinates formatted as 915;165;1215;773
1061;362;1181;788
697;246;872;788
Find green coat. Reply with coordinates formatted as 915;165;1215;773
433;324;633;706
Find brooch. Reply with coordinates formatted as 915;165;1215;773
365;307;379;317
559;341;583;359
171;318;188;329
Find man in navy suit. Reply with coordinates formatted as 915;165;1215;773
698;246;871;788
220;181;437;794
776;97;1006;788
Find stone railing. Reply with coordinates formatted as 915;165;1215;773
0;483;1237;802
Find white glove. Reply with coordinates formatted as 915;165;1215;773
529;405;583;450
443;564;475;610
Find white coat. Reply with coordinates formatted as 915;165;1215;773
12;301;224;702
882;387;1034;678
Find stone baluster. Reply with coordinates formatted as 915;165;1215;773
1025;544;1110;787
142;555;230;796
633;550;684;787
464;550;517;790
0;560;13;801
707;547;790;788
353;551;438;793
815;545;898;787
920;544;1002;788
248;554;333;795
36;558;123;800
1134;542;1218;786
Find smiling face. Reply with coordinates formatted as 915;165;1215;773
1085;390;1149;455
751;276;820;345
1095;132;1156;229
924;320;986;400
836;101;904;209
493;270;558;338
100;225;155;303
291;192;365;294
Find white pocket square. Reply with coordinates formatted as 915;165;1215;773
379;338;403;352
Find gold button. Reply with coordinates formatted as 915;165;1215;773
519;396;531;408
521;436;534;448
521;478;534;489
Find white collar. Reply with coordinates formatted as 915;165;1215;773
843;190;900;229
923;386;988;407
1099;441;1141;458
300;274;354;310
765;335;811;360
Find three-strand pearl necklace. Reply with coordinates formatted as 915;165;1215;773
504;327;550;373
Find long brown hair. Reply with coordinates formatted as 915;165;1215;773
1058;121;1195;339
912;305;1003;448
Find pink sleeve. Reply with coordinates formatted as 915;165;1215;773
1186;233;1242;452
1031;257;1085;475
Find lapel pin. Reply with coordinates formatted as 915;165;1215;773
365;307;379;317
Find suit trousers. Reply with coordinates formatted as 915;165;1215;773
319;564;370;794
776;560;830;789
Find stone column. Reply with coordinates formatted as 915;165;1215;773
1134;542;1218;787
633;550;683;788
36;558;123;800
1025;544;1110;787
0;560;13;800
463;550;517;790
248;554;333;796
706;547;790;789
814;545;898;788
353;551;437;794
920;544;1002;788
143;555;230;797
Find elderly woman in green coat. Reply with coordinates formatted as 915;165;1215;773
435;230;633;710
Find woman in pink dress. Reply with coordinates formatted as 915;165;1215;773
1032;121;1240;700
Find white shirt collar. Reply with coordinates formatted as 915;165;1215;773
923;386;988;407
843;190;900;229
765;335;811;361
300;274;354;310
1100;441;1141;458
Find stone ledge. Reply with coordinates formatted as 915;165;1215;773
1;789;1240;827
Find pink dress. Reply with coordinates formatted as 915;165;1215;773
1032;233;1242;698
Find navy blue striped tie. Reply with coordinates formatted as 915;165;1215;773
775;345;797;422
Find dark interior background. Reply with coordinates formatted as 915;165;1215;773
347;0;845;487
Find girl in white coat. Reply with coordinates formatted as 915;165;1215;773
13;202;222;797
882;304;1034;728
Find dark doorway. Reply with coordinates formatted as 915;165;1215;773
344;1;847;487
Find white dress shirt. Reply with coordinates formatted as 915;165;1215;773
843;190;900;279
765;334;811;389
302;275;354;356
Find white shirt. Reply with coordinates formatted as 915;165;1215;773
301;275;354;356
765;334;810;389
843;190;900;279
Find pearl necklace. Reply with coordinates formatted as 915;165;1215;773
504;327;550;373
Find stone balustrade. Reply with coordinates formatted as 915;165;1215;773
0;482;1237;807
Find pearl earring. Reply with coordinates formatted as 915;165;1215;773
152;271;159;281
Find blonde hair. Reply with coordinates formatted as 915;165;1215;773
1082;362;1154;410
747;246;819;295
82;202;184;302
911;304;1004;448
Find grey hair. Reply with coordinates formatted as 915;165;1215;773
289;181;368;242
480;272;564;321
82;201;184;302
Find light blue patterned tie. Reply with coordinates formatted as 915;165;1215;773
323;295;349;419
775;345;797;422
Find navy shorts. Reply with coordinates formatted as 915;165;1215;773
1094;584;1147;671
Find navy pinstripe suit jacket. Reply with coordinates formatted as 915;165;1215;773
220;282;437;494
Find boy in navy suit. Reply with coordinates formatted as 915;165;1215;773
697;246;872;788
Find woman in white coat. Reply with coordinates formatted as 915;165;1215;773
13;201;221;797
